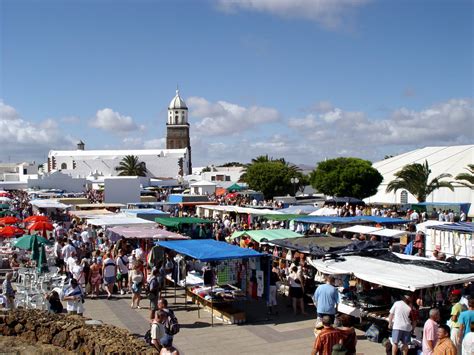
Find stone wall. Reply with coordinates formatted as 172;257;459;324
0;309;156;354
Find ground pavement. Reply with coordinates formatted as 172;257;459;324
83;288;385;355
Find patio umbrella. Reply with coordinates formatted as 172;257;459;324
28;221;54;238
0;226;25;238
0;204;10;210
13;234;52;249
23;215;50;223
0;197;12;203
225;192;239;199
226;183;243;192
0;216;20;225
0;192;11;198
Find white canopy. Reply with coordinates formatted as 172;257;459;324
196;204;282;216
309;207;338;216
307;255;474;291
370;229;407;238
87;216;156;227
30;199;71;209
340;225;382;234
416;220;448;233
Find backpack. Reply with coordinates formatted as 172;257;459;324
365;323;380;343
146;277;159;300
144;329;152;345
165;310;180;336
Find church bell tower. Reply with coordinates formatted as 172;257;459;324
166;89;192;174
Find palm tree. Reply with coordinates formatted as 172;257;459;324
454;164;474;189
386;160;454;202
115;155;147;176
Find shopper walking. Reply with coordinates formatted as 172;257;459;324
313;275;339;324
388;294;415;355
423;308;440;355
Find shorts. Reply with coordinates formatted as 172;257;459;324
104;276;116;285
289;286;303;299
392;329;411;345
149;297;158;311
267;285;277;307
131;282;142;294
55;258;64;267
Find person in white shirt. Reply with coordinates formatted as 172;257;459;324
61;240;76;261
62;278;84;315
460;211;467;222
81;230;90;244
388;295;415;355
151;310;167;351
102;252;116;299
116;249;129;295
410;210;419;222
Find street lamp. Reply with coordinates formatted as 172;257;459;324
290;177;299;197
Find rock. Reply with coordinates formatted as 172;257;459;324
14;323;24;334
20;330;37;343
52;330;68;348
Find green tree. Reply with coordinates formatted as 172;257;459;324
454;164;474;189
310;157;383;199
386;160;454;202
219;162;245;167
242;160;304;199
115;155;147;176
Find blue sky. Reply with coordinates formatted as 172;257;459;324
1;0;473;166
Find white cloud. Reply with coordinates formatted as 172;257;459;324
143;138;166;149
216;0;370;29
288;98;474;160
90;108;139;133
0;101;75;162
187;96;280;136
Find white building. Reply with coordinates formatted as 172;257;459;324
366;145;473;207
0;162;38;182
48;146;189;179
47;90;192;179
190;180;216;195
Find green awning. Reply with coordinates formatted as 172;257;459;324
226;183;243;192
155;217;214;228
0;204;10;210
262;214;300;221
230;229;302;243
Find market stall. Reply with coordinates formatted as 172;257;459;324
229;229;302;244
155;217;214;239
158;239;269;325
106;225;189;242
307;251;474;320
86;216;156;227
425;222;473;258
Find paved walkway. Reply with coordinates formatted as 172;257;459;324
83;288;385;355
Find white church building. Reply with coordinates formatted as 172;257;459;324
47;90;192;179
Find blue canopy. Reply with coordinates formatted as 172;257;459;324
427;222;473;234
360;216;408;225
122;208;168;215
294;216;407;225
158;239;264;261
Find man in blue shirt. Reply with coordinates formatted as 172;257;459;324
313;275;339;324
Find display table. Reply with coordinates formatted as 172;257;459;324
186;286;246;325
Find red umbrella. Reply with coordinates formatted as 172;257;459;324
0;226;25;238
225;192;239;199
0;192;11;198
23;215;50;223
0;216;20;225
28;221;54;232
